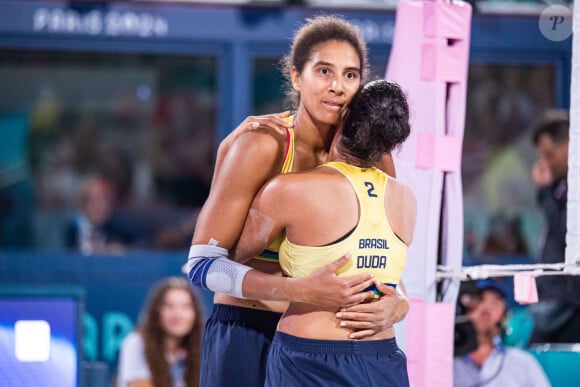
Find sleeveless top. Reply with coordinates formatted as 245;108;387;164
254;116;295;262
278;161;408;293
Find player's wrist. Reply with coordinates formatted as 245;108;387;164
282;277;305;303
394;297;410;324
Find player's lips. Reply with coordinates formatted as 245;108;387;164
323;101;344;110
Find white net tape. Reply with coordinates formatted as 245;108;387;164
437;261;580;281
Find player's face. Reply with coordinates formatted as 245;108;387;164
291;40;361;127
159;288;196;339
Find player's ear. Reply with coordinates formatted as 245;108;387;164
290;66;301;92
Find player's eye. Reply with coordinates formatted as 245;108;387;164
345;71;358;80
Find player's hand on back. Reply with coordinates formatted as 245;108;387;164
289;254;376;308
226;111;292;145
214;112;293;179
334;281;409;339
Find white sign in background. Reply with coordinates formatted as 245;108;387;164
32;8;168;37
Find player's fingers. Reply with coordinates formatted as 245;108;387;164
250;121;291;134
256;114;293;127
374;282;396;296
347;279;376;295
337;302;376;314
244;122;280;132
335;311;377;322
343;273;374;289
322;253;352;274
341;291;375;307
338;319;374;329
242;112;292;130
249;111;289;121
347;329;376;340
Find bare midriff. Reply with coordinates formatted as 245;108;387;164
278;301;395;341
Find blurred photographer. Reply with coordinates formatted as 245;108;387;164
453;280;550;387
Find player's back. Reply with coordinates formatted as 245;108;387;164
276;161;413;341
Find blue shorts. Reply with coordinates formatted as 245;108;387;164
265;332;409;387
199;304;282;387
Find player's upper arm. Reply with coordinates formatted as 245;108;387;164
209;133;234;187
231;175;291;262
192;130;285;249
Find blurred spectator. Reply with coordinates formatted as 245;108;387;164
150;92;214;208
454;280;551;387
529;109;580;343
481;213;529;256
151;210;199;250
116;277;205;387
64;174;144;254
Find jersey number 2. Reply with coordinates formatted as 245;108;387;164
365;182;378;197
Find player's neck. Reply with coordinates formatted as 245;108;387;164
293;109;335;152
331;146;374;169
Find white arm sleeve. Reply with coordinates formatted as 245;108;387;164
187;244;251;299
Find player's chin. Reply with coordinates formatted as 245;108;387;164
317;112;341;127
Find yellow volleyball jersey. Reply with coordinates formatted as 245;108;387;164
255;116;295;262
278;161;408;292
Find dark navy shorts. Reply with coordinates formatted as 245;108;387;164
199;304;282;387
265;331;409;387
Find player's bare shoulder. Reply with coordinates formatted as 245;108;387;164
387;177;416;209
228;126;290;175
253;167;321;215
385;176;417;245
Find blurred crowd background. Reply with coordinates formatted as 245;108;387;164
0;0;571;258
